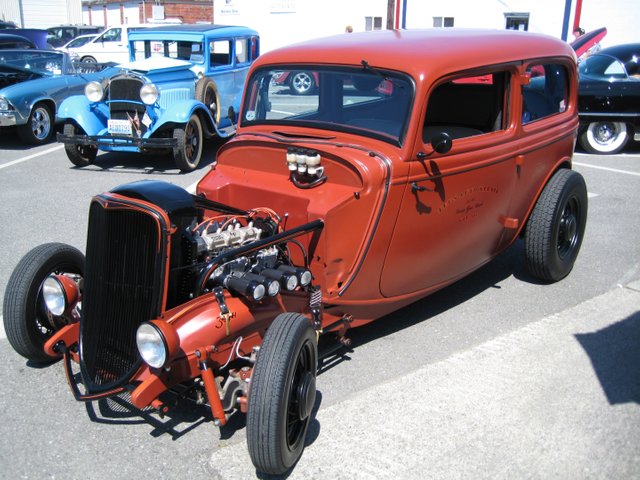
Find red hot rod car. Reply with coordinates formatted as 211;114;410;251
3;29;586;475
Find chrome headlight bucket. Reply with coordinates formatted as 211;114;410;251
42;276;66;316
0;96;10;111
84;81;104;103
136;322;167;368
140;83;159;105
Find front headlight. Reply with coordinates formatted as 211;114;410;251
140;83;159;105
0;97;9;111
42;276;66;316
136;323;167;368
84;81;104;102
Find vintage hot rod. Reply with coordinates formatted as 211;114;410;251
3;29;587;474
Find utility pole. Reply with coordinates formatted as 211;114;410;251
387;0;395;29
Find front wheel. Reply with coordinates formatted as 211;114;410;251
63;123;97;167
17;103;53;144
173;114;203;172
3;243;84;363
579;121;629;154
524;169;588;282
247;313;318;475
290;71;315;95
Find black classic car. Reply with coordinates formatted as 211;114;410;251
578;43;640;154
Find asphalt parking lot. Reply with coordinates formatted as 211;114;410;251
0;130;638;479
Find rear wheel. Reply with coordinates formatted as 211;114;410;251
17;103;53;145
63;123;97;167
579;121;629;154
80;56;97;63
3;243;84;363
247;313;318;475
172;114;203;172
524;169;587;282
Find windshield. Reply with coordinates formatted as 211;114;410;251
242;66;413;145
131;39;205;63
579;54;630;80
0;50;70;76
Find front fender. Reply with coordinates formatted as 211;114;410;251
151;100;215;134
58;95;108;135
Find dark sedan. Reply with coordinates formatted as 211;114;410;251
578;43;640;154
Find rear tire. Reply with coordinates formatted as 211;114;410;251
579;121;629;154
172;114;203;172
63;123;97;167
247;313;318;475
524;169;587;282
3;243;84;363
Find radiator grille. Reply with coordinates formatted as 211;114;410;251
79;199;165;391
109;76;148;135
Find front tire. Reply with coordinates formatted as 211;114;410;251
524;169;587;282
579;121;629;154
63;123;97;167
247;313;318;475
17;103;53;145
172;114;203;172
3;243;84;363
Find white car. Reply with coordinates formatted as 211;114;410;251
69;24;163;64
55;33;98;55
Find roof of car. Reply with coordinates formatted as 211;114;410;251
596;43;640;62
133;24;258;35
255;29;575;80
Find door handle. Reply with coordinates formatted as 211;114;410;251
411;181;433;193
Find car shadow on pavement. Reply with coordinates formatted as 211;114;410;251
575;311;640;405
67;139;224;174
321;239;525;364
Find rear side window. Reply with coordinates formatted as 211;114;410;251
423;71;511;143
210;40;231;66
522;64;568;124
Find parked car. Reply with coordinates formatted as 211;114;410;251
68;24;171;64
577;43;640;154
57;24;260;171
0;20;17;30
56;33;98;54
3;29;586;475
0;33;37;49
46;25;103;48
0;49;115;144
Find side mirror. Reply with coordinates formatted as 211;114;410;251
431;132;452;154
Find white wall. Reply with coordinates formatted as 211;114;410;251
2;0;82;28
215;0;389;52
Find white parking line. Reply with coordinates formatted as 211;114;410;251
0;144;64;171
0;316;5;340
573;161;640;177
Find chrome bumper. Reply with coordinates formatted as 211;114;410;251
0;112;17;127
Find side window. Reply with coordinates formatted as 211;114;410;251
235;38;248;64
210;40;231;66
102;28;121;42
522;63;568;124
423;71;510;143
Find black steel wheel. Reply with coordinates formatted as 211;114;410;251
195;77;220;125
17;102;53;145
172;114;203;172
524;169;588;282
579;121;629;154
3;243;84;363
63;123;98;167
290;71;315;95
247;312;318;475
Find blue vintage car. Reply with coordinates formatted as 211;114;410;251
57;25;260;171
0;49;114;144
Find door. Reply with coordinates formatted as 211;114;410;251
381;69;519;297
